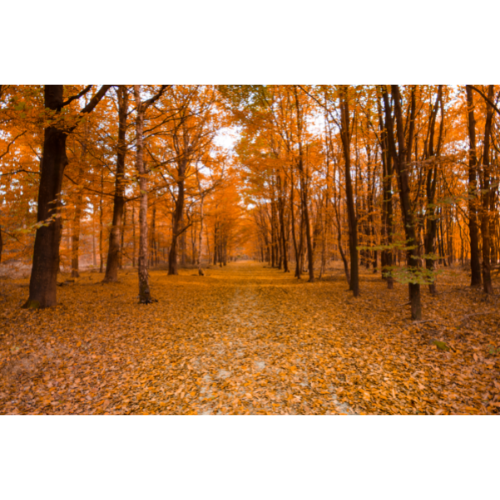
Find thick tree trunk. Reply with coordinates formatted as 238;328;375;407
23;86;67;309
22;85;111;308
104;85;128;283
134;85;154;303
383;85;422;320
465;85;482;287
340;86;359;296
394;86;421;320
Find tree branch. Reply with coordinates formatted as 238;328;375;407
0;131;26;160
143;85;171;111
469;85;500;117
62;85;93;108
81;85;114;114
298;85;341;128
0;168;39;177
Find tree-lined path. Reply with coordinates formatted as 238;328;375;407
1;262;499;415
2;85;500;415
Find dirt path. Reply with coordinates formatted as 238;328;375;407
1;261;499;414
191;280;354;415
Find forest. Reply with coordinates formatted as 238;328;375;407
1;84;499;415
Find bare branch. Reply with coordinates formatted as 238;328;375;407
469;85;500;117
62;85;93;108
143;85;171;111
0;130;26;160
0;168;39;177
81;85;114;114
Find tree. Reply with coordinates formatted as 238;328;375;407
133;84;168;304
479;85;495;294
23;85;111;309
339;86;359;296
104;85;129;283
465;85;482;287
382;85;422;320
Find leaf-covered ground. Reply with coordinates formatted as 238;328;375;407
1;262;499;414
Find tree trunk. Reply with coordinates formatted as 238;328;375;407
383;85;422;320
340;86;359;296
22;85;111;308
168;160;186;275
132;204;136;268
150;198;157;267
377;93;394;289
120;203;126;269
300;174;314;282
465;85;482;287
396;85;421;320
290;171;301;279
23;86;67;309
279;175;289;273
71;183;83;278
293;87;314;282
104;85;128;282
99;170;104;273
197;192;205;271
134;85;154;303
92;208;97;267
480;85;495;294
424;85;444;295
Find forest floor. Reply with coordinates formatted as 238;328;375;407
1;261;499;415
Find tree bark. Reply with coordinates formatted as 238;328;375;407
196;170;206;272
132;203;136;268
104;85;129;282
134;85;154;303
290;169;300;279
383;85;422;320
377;92;394;289
24;84;111;307
465;85;482;287
23;86;67;309
99;170;104;273
278;173;289;273
480;85;495;294
340;86;359;296
168;160;186;275
424;85;444;295
293;87;314;282
71;179;83;278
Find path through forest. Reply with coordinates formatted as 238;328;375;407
1;261;499;414
189;265;354;415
